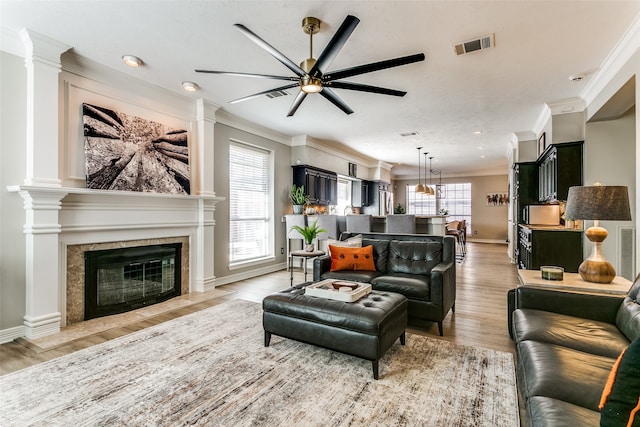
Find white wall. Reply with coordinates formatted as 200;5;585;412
392;174;509;242
0;51;28;333
585;107;636;279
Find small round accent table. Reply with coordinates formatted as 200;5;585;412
289;249;325;286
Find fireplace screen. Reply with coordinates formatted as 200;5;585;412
85;243;182;320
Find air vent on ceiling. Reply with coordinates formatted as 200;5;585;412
454;34;495;56
400;131;420;138
265;89;291;99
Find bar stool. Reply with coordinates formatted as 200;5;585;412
346;214;372;233
285;214;305;270
310;215;338;252
457;220;467;259
446;220;465;261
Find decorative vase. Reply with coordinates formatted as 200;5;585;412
305;243;315;252
293;205;304;214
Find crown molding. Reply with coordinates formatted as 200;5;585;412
546;97;586;115
215;110;292;145
581;12;640;107
1;26;24;57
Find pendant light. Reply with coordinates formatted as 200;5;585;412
415;147;425;193
424;153;434;195
426;155;435;195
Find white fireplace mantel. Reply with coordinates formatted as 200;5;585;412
8;185;224;338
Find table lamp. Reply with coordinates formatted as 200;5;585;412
565;184;632;283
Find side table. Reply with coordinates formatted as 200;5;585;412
289;249;325;286
517;269;632;296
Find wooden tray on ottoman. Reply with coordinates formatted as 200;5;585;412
305;279;372;302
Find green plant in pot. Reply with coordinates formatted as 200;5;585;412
289;220;327;252
289;184;309;214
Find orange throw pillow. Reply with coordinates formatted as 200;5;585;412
329;245;376;272
599;338;640;427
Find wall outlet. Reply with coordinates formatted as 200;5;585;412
474;230;478;235
280;248;284;254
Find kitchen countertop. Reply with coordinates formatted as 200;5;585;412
519;224;583;232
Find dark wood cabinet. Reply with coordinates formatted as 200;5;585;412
518;225;583;272
292;165;338;205
538;141;583;202
513;162;538;224
361;181;371;206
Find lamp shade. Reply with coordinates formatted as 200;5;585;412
565;186;631;221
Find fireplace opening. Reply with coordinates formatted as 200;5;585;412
84;243;182;320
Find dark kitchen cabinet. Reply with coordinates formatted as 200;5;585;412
361;181;371;206
513;162;538;224
292;165;338;205
353;180;372;207
512;162;538;265
518;225;583;273
538;141;583;202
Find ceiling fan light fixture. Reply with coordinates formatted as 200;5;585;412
301;76;323;93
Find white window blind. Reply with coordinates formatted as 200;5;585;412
229;142;271;264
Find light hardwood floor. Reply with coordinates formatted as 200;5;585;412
0;241;520;375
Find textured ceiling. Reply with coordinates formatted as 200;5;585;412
2;1;639;178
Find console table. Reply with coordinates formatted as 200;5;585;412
517;269;632;296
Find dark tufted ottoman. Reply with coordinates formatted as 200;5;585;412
262;283;408;379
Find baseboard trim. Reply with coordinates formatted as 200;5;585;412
214;262;287;286
0;324;26;344
467;239;508;245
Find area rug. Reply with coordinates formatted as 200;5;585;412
0;299;519;426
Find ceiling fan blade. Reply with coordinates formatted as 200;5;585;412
326;81;407;97
195;70;297;81
324;53;425;81
234;23;306;77
310;15;360;77
230;84;300;104
320;88;354;115
286;91;308;117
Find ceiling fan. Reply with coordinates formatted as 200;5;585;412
195;15;425;116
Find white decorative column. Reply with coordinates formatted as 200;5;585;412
13;30;70;337
19;29;70;187
11;187;68;338
194;99;223;291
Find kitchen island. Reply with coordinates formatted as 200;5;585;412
371;215;448;236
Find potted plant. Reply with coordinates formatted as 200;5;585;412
289;220;327;252
289;184;309;214
394;203;406;214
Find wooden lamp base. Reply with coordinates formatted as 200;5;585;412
579;225;615;284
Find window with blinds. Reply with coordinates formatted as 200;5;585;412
229;142;272;264
405;182;472;233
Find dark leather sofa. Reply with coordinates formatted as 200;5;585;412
508;274;640;426
313;232;456;335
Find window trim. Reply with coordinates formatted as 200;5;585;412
228;139;275;267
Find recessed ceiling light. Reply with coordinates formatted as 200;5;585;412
122;55;142;67
182;81;199;92
400;131;420;138
473;130;483;135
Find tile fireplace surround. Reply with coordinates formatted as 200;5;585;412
66;236;190;325
9;185;223;339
